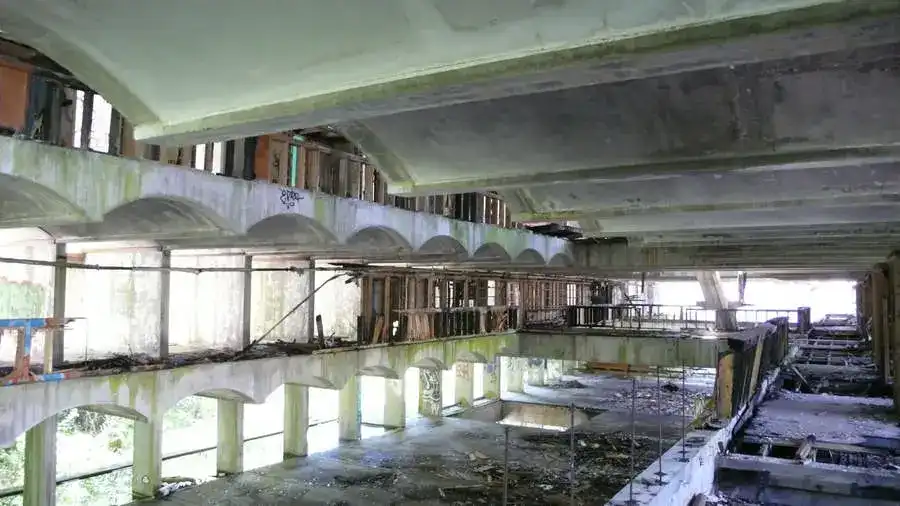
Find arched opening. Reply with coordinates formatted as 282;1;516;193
549;252;574;268
0;174;86;228
344;226;412;252
246;213;338;245
471;242;512;264
88;196;235;240
514;248;545;265
417;235;467;260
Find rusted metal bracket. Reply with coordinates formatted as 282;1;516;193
0;317;78;386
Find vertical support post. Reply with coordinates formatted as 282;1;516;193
889;257;900;412
216;400;244;475
338;374;361;441
483;358;500;399
383;377;406;428
873;266;890;383
23;417;56;506
525;359;546;387
241;255;252;348
455;362;474;407
158;249;171;359
503;357;525;394
51;243;66;368
283;384;310;458
418;368;443;417
307;259;316;343
79;91;93;149
715;353;735;419
132;420;162;500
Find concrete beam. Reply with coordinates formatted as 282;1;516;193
501;331;725;368
0;136;570;265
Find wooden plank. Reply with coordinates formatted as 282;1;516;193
715;353;735;419
0;62;30;132
748;331;767;397
740;435;893;456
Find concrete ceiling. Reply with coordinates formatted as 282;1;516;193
2;0;899;276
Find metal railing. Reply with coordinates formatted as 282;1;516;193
521;304;805;332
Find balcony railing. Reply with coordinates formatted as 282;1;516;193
522;304;807;332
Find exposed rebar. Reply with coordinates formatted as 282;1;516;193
656;365;664;484
681;363;688;461
630;375;636;504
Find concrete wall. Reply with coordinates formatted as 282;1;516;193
0;333;513;447
170;254;244;351
66;250;163;359
250;257;309;342
0;232;55;363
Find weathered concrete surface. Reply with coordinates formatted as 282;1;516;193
0;334;513;447
0;137;571;265
0;0;872;143
502;331;726;368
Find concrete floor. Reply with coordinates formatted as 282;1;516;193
123;371;712;505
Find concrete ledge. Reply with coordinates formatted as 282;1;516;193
502;332;726;368
0;334;513;447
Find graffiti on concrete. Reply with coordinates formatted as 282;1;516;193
419;368;442;416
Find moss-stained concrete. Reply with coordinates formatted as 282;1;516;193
0;136;571;264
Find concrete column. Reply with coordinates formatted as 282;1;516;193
872;266;889;383
383;378;406;428
51;243;66;365
503;357;525;393
283;383;309;458
526;358;546;387
307;259;316;342
158;249;171;359
546;359;565;383
216;399;244;475
418;368;443;417
338;375;361;441
483;359;500;399
132;420;162;500
455;363;475;407
241;255;252;348
23;417;56;506
889;257;900;412
698;271;737;330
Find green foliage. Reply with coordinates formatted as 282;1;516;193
58;410;108;437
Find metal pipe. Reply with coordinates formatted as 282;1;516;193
630;376;636;504
569;402;576;506
503;425;510;506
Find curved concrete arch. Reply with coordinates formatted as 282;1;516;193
88;195;239;240
3;401;150;448
549;252;575;267
344;225;413;251
246;213;339;245
162;387;263;414
358;365;401;379
417;235;467;260
514;248;546;265
409;357;447;370
455;350;489;363
471;242;512;264
0;174;88;228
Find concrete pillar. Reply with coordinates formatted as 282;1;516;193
546;359;565;383
23;417;56;506
526;359;546;387
483;359;500;399
418;368;443;417
51;243;66;365
455;363;475;407
283;383;309;458
241;255;252;348
158;249;171;359
503;357;525;393
132;420;162;500
216;399;244;475
888;257;900;412
698;271;737;330
383;378;406;428
306;259;316;343
872;266;889;383
338;375;361;441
